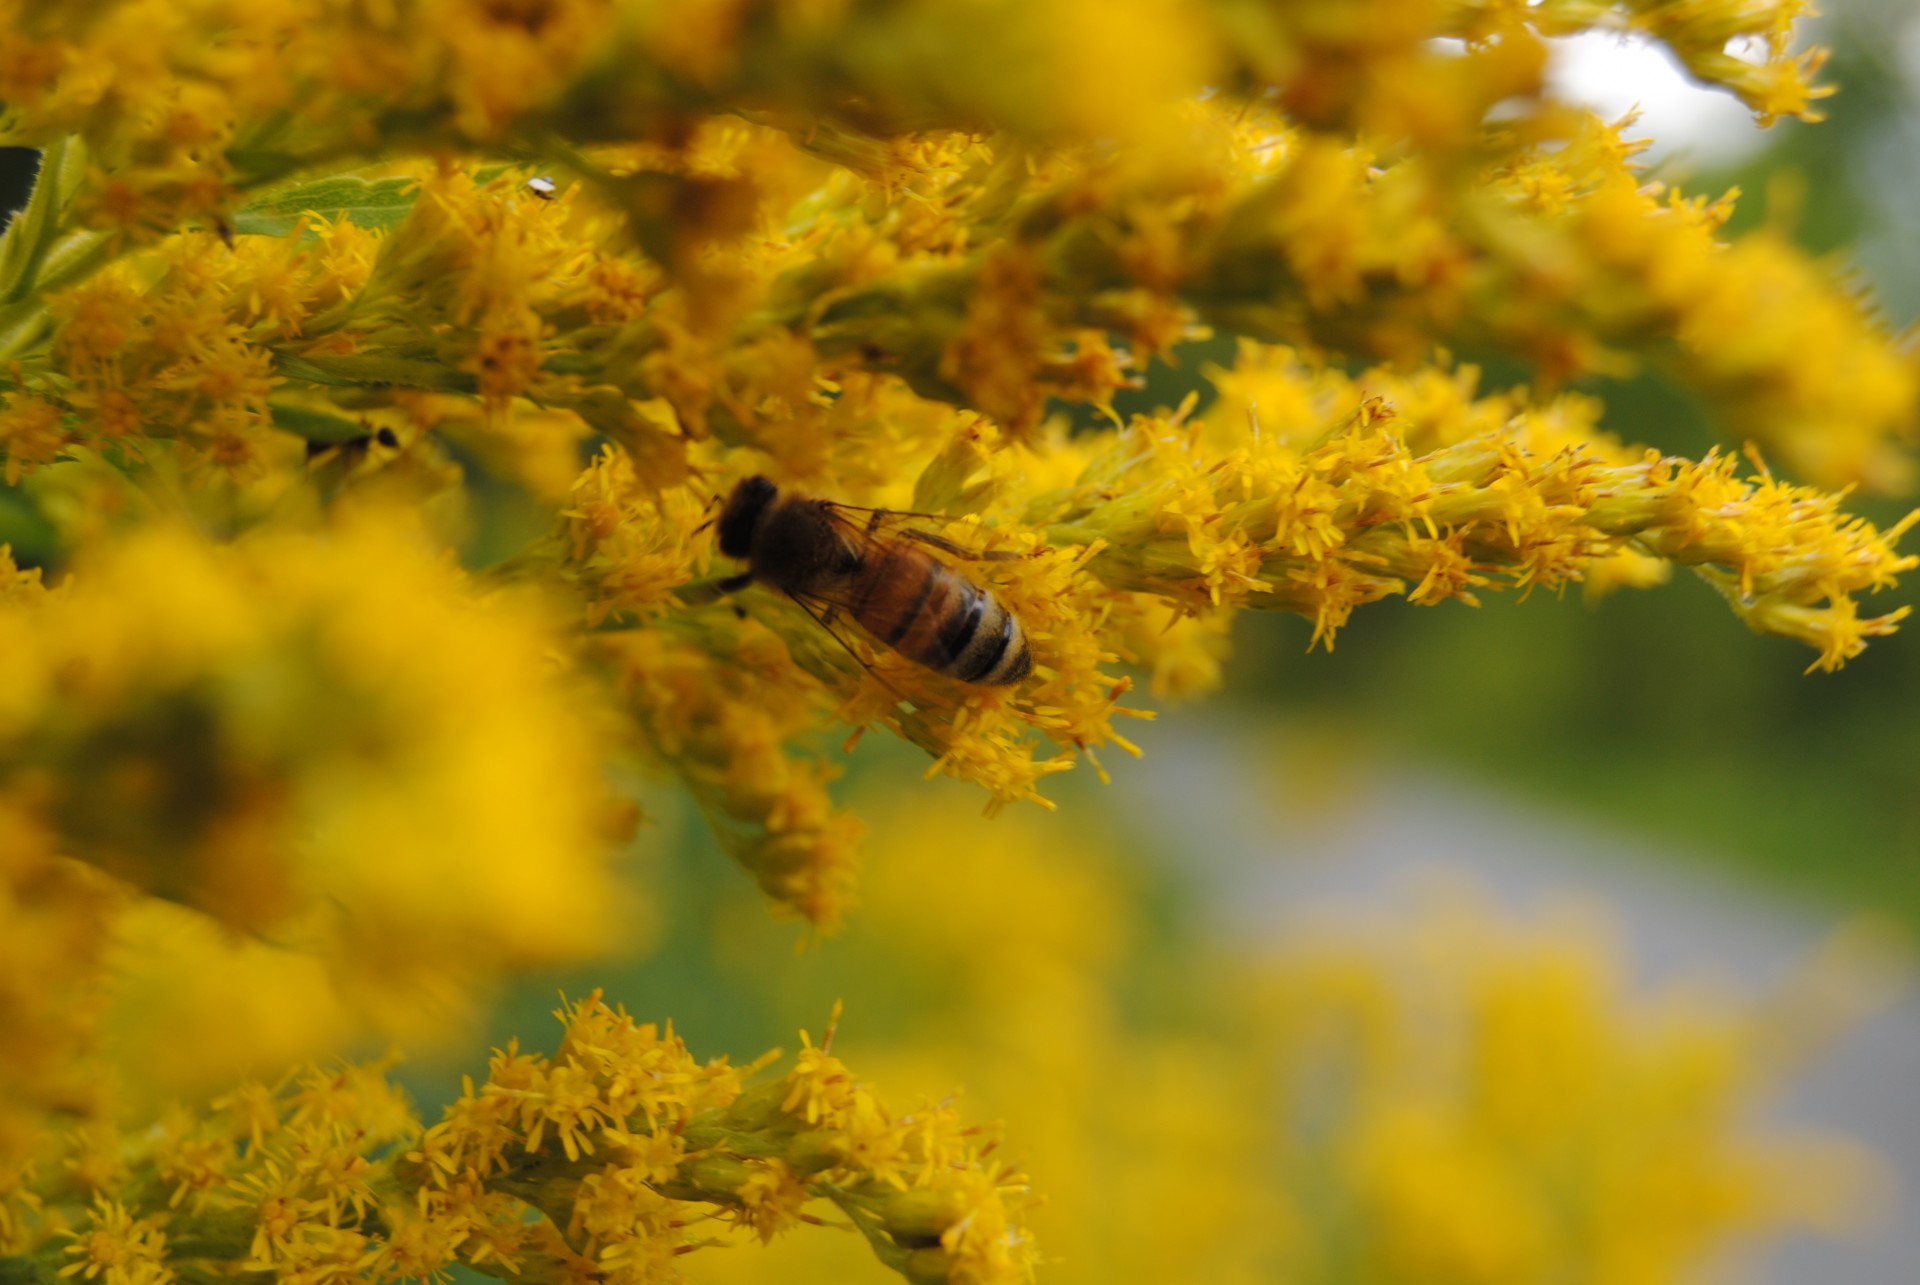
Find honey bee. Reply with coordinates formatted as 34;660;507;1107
714;475;1034;687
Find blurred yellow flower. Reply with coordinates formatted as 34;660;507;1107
0;510;639;1144
683;794;1891;1285
0;5;1908;1284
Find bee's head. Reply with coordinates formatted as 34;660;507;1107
716;475;779;560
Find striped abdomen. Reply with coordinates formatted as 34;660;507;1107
848;541;1032;686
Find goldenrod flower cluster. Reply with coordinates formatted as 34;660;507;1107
685;796;1892;1285
4;3;1912;915
0;2;1912;1281
1240;898;1882;1284
0;994;1032;1285
0;518;634;1148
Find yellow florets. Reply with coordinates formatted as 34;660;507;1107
0;4;1906;1282
59;1201;172;1285
0;989;1040;1285
0;0;1901;919
0;510;634;1094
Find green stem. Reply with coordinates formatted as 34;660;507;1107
822;1187;916;1275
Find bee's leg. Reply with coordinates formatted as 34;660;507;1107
827;500;947;522
825;500;1028;559
714;572;755;618
898;529;1023;561
692;491;725;535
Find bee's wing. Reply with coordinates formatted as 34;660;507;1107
780;586;910;700
818;501;1021;563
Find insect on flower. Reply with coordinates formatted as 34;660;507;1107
524;176;558;200
715;475;1034;686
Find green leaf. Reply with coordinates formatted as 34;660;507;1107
268;402;371;444
0;137;88;305
233;176;420;237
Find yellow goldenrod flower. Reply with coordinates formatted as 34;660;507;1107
1;995;1034;1285
0;511;636;1119
0;0;1902;903
666;793;1891;1285
0;15;1907;1283
0;798;115;1168
0;393;66;484
57;1202;171;1285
